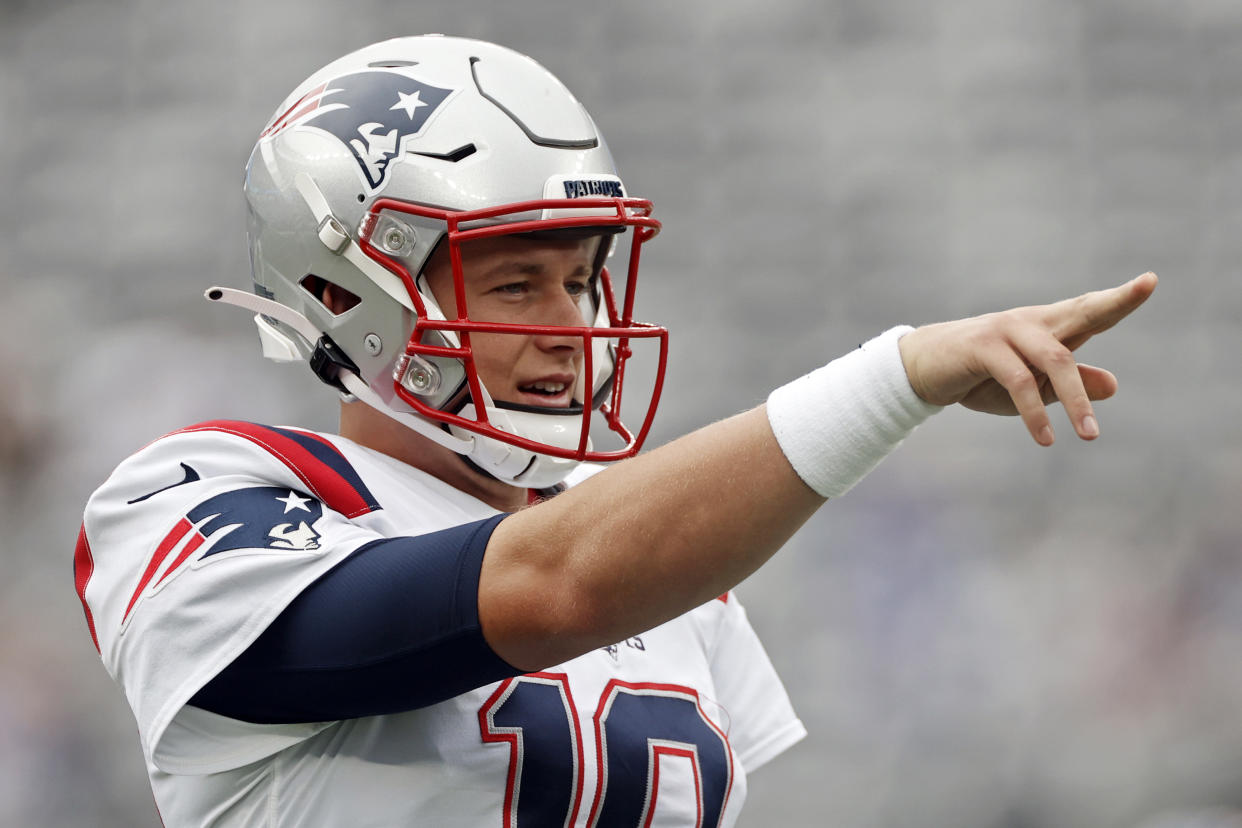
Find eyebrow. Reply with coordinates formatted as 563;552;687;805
484;261;593;279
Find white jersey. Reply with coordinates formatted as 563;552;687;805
75;420;806;827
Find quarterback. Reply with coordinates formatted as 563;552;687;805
73;36;1155;826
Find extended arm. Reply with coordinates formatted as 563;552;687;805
479;272;1158;670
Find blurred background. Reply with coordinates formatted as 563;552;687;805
3;0;1240;825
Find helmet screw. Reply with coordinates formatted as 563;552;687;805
363;333;383;356
383;228;405;251
397;355;442;396
409;365;434;390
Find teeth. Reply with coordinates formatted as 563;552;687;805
528;381;567;393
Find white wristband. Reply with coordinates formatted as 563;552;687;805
766;326;942;498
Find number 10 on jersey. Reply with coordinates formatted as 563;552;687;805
479;673;734;827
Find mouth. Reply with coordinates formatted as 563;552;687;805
514;375;576;408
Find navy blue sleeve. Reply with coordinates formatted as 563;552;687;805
189;513;522;724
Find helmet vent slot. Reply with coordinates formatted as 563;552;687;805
409;143;478;163
368;60;419;68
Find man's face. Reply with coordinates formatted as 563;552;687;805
422;234;601;408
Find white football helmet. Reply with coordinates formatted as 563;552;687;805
214;35;667;488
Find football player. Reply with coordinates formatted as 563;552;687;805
73;35;1156;827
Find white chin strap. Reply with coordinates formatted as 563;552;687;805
205;286;583;489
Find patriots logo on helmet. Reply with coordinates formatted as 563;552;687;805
264;70;455;192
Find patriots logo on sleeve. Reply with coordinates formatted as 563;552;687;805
262;69;456;192
189;487;325;555
121;487;327;624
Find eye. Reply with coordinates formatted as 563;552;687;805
565;280;590;299
493;282;529;298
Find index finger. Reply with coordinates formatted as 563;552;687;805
1045;271;1158;350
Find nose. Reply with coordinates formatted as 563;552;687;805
531;291;588;355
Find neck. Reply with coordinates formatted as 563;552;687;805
337;400;529;513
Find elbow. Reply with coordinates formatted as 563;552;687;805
478;506;654;671
480;561;623;673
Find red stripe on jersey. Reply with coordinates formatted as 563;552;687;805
73;525;100;653
123;518;193;623
716;592;729;603
176;421;376;518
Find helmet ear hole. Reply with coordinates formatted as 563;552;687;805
300;274;361;316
